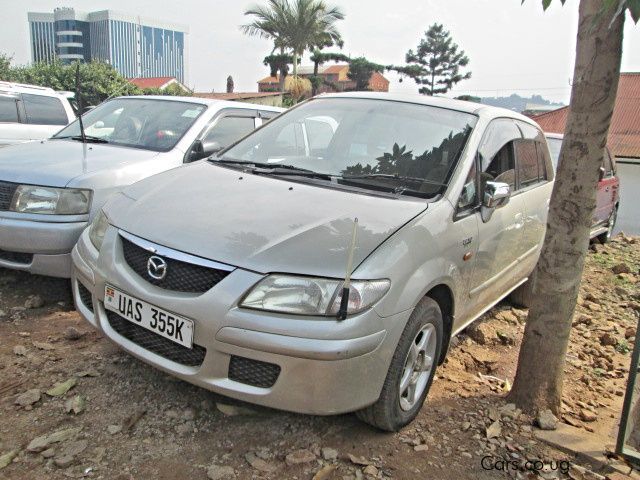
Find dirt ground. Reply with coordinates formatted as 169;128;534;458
0;235;638;480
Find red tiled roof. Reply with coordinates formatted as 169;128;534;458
258;76;279;84
193;92;282;100
533;73;640;158
324;64;349;75
128;77;176;89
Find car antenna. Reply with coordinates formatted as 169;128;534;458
337;218;359;321
75;63;86;143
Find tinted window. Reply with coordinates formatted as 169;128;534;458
536;142;551;181
203;116;255;149
478;119;521;192
22;94;68;126
516;140;539;188
0;96;19;123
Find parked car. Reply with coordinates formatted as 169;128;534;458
72;92;554;431
545;133;620;242
0;82;76;147
0;96;283;277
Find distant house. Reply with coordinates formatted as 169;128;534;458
258;64;390;94
193;91;284;107
532;73;640;163
128;76;190;92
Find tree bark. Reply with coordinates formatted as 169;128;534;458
508;0;623;414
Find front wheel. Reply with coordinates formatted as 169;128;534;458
356;297;443;432
597;207;617;244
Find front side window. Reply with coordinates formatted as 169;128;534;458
221;98;477;199
477;119;521;192
54;98;206;152
0;96;19;123
202;116;255;149
22;94;68;126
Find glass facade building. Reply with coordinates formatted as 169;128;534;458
27;8;188;83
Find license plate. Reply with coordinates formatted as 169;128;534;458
104;285;194;349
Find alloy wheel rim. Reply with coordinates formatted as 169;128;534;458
399;323;437;412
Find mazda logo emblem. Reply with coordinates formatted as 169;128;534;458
147;255;167;280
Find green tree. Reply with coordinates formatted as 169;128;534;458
346;57;385;91
242;0;345;77
141;83;192;97
509;0;639;414
399;23;471;95
0;53;12;80
309;50;349;94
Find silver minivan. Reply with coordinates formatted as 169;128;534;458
72;92;554;431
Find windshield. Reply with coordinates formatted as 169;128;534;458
53;98;206;152
220;97;477;198
546;137;562;169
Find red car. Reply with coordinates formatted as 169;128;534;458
545;133;620;243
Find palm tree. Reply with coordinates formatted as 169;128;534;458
242;0;345;78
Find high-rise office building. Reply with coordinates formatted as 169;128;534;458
27;8;189;83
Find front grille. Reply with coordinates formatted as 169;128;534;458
77;282;94;313
121;236;231;294
0;181;17;211
0;249;33;265
106;310;206;367
228;355;281;388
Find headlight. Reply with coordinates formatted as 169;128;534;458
240;275;390;317
11;185;92;215
88;209;109;251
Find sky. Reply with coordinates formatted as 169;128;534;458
2;0;640;104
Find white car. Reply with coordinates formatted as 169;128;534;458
0;95;284;277
0;82;76;146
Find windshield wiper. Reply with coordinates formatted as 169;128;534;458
211;158;335;180
54;135;109;144
341;173;448;188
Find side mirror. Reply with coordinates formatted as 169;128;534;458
598;166;606;181
187;139;223;162
481;181;511;222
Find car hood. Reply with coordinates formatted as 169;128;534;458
106;162;428;278
0;140;160;187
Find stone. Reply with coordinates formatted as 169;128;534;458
206;464;235;480
467;322;493;345
363;465;378;476
216;403;257;416
27;427;82;453
41;448;55;459
107;425;122;435
13;345;27;356
33;341;55;350
60;440;88;457
413;444;429;452
285;449;316;465
536;410;558;430
54;454;75;468
486;421;501;439
321;447;338;461
313;465;336;480
600;333;617;347
347;454;372;466
181;408;196;421
46;378;77;397
63;327;83;341
24;295;44;309
0;450;18;470
15;389;41;407
64;395;86;415
496;331;516;346
579;409;597;423
625;327;636;339
244;452;276;473
611;263;631;275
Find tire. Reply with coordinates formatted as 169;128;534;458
509;268;537;308
597;207;617;244
356;297;443;432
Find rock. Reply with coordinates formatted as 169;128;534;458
63;327;84;341
579;408;597;422
0;450;18;470
60;440;88;457
536;410;558;430
486;421;502;439
216;403;257;416
313;465;336;480
285;449;316;465
496;311;519;324
27;427;82;453
46;377;77;397
33;341;55;350
321;447;338;461
599;333;617;347
107;425;122;435
615;286;629;297
467;322;493;345
244;452;276;473
414;444;429;452
41;448;55;459
25;295;44;309
612;263;631;274
347;454;372;466
625;327;636;339
181;407;196;421
15;389;41;407
13;345;27;356
54;454;75;468
496;331;516;346
207;464;235;480
500;403;520;419
0;310;6;318
175;421;195;435
64;395;86;415
363;465;379;476
568;464;606;480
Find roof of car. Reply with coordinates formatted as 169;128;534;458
0;81;67;98
318;92;539;125
115;95;284;112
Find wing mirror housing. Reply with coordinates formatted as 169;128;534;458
481;181;511;222
598;166;606;181
188;139;223;162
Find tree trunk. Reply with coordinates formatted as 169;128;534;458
292;51;299;77
312;60;319;96
508;0;624;414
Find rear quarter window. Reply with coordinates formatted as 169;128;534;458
0;96;19;123
22;93;69;126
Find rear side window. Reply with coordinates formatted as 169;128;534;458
22;93;68;126
516;140;540;188
546;137;562;169
0;96;19;123
204;116;255;149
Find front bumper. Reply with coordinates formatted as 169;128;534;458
72;228;410;415
0;213;87;277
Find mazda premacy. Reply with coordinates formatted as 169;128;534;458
72;92;554;431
